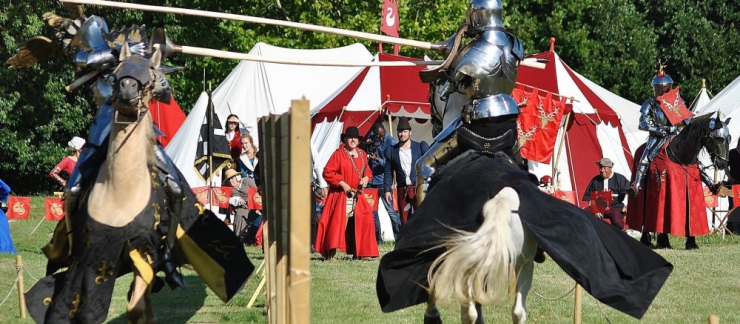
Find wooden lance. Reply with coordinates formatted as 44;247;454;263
60;0;546;69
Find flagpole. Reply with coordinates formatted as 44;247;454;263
207;83;214;207
552;98;575;182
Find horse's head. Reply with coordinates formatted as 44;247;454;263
111;42;171;121
703;115;731;170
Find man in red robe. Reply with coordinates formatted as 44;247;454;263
315;126;379;260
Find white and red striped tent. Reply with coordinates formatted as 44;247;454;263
518;50;648;208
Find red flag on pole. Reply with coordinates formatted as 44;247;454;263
515;89;566;163
7;196;30;220
247;187;263;211
589;191;613;214
45;198;66;221
380;0;400;37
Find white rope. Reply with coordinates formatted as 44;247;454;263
531;285;575;301
24;267;40;282
0;276;19;307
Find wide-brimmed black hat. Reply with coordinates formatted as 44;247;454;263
396;117;412;131
342;126;361;139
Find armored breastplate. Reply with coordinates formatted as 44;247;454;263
453;30;523;99
648;99;669;127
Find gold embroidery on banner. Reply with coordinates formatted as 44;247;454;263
151;172;160;188
152;203;162;230
95;261;116;284
517;120;537;146
43;297;53;306
208;241;235;260
537;100;560;128
11;201;27;216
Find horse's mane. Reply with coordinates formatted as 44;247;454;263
675;115;713;142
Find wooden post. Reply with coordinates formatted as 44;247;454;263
289;98;311;324
16;255;26;319
709;315;720;324
552;109;573;181
573;283;583;324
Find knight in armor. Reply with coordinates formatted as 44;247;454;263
630;64;689;193
415;0;524;204
9;13;186;285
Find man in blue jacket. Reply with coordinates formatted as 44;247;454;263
384;117;429;225
364;123;400;243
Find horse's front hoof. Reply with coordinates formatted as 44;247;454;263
533;246;546;263
653;244;673;250
685;243;699;250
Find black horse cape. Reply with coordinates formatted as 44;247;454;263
376;152;673;319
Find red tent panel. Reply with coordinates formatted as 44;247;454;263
379;53;431;115
149;98;186;148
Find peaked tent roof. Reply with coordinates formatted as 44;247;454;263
692;87;713;114
518;51;644;207
698;74;740;147
166;42;375;188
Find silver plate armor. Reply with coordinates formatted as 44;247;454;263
416;0;523;204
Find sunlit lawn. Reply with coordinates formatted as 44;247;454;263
1;197;739;323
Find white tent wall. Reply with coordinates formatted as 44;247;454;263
692;87;712;114
167;42;375;188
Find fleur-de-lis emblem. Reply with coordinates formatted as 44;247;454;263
517;120;537;146
68;292;81;317
95;261;116;284
654;169;667;185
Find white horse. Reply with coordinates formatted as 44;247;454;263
426;187;537;324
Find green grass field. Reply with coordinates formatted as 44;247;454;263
2;196;740;323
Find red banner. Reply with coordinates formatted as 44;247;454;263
362;188;380;211
7;196;30;220
589;191;613;214
552;190;577;205
380;0;399;37
732;185;740;208
45;198;66;221
514;89;566;163
192;186;232;208
703;187;719;208
247;187;263;211
656;87;693;126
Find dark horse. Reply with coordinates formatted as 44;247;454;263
628;113;731;250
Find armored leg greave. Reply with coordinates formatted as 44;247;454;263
153;144;185;288
631;135;669;191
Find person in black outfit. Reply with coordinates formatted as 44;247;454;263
583;158;630;230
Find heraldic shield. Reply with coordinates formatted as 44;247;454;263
657;87;693;126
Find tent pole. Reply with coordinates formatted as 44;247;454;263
387;107;393;136
552;99;574;181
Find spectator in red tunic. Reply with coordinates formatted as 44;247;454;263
225;114;244;162
315;126;379;260
50;136;85;187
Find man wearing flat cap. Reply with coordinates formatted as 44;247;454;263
583;158;630;229
384;117;429;224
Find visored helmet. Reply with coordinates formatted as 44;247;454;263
652;59;673;96
467;0;504;32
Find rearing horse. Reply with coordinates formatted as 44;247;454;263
25;42;252;324
628;113;731;250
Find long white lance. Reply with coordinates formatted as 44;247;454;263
60;0;545;69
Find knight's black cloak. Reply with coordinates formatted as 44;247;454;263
377;152;672;319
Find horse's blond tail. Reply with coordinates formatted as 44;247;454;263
428;187;521;306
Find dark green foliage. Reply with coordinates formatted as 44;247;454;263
1;0;739;194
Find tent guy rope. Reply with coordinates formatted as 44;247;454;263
60;0;546;69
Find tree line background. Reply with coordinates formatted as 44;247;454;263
1;0;738;194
